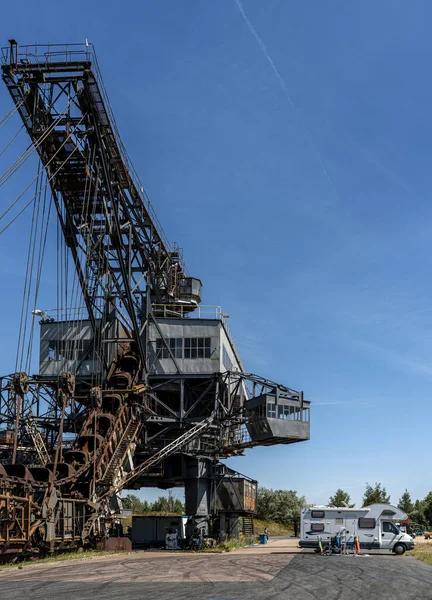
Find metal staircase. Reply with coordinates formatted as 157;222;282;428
240;515;254;536
105;416;215;497
100;419;141;485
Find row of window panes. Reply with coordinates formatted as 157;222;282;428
48;340;90;361
248;404;308;422
156;337;211;359
267;404;306;420
185;337;211;359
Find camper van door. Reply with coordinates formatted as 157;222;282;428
344;516;356;545
380;521;400;549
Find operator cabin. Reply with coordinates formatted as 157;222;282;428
37;302;243;381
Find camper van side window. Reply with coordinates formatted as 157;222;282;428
358;518;376;529
311;523;325;532
311;510;325;519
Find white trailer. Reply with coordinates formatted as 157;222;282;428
299;503;415;555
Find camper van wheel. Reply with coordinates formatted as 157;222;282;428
393;543;406;555
314;547;321;553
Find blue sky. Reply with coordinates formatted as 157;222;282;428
1;0;432;507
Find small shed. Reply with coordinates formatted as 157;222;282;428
132;515;185;548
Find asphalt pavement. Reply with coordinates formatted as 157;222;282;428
1;537;432;599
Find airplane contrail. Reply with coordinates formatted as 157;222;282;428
233;0;342;202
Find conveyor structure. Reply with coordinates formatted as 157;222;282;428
0;41;310;558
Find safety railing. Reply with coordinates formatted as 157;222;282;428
153;304;245;372
152;304;225;320
1;42;93;67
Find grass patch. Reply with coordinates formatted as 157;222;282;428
218;535;253;552
197;534;253;553
254;519;294;537
409;536;432;566
0;549;133;571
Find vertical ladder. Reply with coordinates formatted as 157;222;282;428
25;417;50;466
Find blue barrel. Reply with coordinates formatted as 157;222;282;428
259;534;267;544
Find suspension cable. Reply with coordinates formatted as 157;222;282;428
0;123;25;159
25;185;52;373
0;93;28;130
15;164;44;371
0;95;76;190
0;145;79;236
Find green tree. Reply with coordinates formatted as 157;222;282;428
328;489;354;508
122;494;149;514
397;489;414;515
257;488;307;534
362;482;390;506
150;491;184;514
409;510;427;528
151;496;169;512
407;498;427;527
422;492;432;527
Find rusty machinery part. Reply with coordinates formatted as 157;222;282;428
89;386;102;409
0;341;145;557
58;372;75;399
12;372;29;396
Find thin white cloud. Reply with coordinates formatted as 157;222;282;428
313;400;372;407
353;339;432;379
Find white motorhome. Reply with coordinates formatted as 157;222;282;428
299;504;415;555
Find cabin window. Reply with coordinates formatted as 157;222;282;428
383;522;399;534
48;340;90;361
335;518;343;524
48;341;57;361
156;337;212;359
156;338;183;359
358;518;376;529
278;405;299;420
267;404;276;418
311;510;325;519
184;337;211;359
311;523;325;532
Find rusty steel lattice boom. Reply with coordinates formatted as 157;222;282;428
1;41;200;379
0;41;310;559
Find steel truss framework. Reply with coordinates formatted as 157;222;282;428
0;371;308;466
1;41;197;379
0;41;310;558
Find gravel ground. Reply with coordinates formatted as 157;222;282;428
0;538;431;599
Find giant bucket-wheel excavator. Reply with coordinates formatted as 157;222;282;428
0;40;310;559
